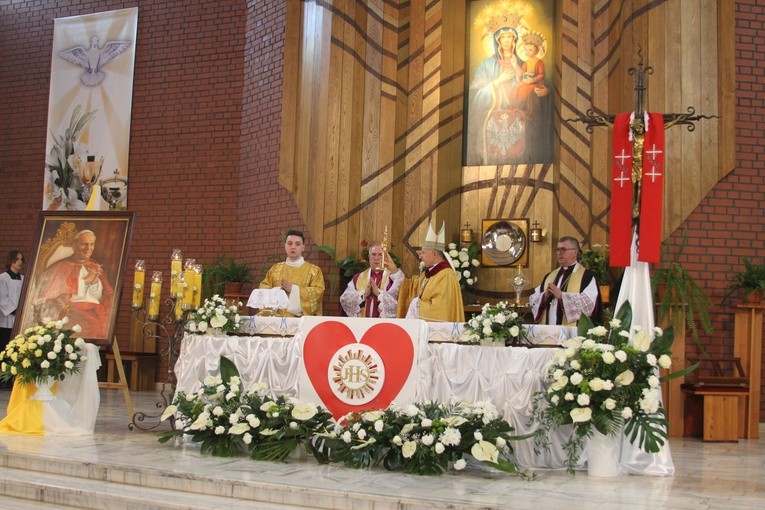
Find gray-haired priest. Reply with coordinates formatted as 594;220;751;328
529;236;602;326
396;221;465;323
339;241;404;318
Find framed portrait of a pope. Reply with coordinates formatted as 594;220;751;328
13;211;135;345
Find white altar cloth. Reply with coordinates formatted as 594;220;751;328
175;333;572;469
238;316;576;346
175;318;672;474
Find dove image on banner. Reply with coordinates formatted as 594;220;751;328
43;8;138;212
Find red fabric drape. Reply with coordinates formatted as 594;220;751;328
610;113;634;267
637;113;665;263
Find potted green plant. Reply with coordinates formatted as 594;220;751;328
579;243;612;302
724;257;765;304
650;230;713;353
209;256;253;295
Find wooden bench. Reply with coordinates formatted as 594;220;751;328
106;352;158;391
682;357;749;442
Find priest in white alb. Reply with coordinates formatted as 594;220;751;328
340;241;404;318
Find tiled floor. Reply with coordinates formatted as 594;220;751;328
0;387;764;509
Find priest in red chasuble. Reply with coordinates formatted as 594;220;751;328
339;241;404;318
396;221;465;323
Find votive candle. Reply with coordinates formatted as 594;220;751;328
174;271;185;321
182;258;196;309
192;264;203;308
170;249;183;295
148;271;163;319
132;260;145;309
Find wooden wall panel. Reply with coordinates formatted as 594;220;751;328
277;0;734;300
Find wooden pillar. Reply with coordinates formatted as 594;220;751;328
733;303;764;439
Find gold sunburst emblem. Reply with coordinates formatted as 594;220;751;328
331;348;380;401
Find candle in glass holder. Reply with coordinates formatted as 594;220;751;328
182;258;196;309
192;264;203;308
174;271;185;321
148;271;163;319
132;260;145;309
170;249;183;295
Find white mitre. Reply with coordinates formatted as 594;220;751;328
422;220;455;270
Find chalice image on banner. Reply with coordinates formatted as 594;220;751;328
74;154;104;203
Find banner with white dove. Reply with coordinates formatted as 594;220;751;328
43;7;138;211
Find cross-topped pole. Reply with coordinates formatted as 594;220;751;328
568;48;716;225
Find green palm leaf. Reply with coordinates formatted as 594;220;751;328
624;409;668;453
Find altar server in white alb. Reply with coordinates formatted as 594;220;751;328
0;250;24;388
340;241;404;318
529;236;602;326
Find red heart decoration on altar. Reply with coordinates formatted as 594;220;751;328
303;321;415;420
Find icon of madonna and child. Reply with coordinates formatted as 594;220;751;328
465;4;554;166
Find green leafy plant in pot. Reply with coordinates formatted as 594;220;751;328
650;229;713;355
723;257;765;304
209;256;253;295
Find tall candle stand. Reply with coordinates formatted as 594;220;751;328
129;292;195;431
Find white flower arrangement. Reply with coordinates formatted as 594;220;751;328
159;356;333;460
185;294;242;335
446;242;480;290
0;317;87;386
159;356;525;477
531;301;695;473
463;301;528;346
318;400;522;475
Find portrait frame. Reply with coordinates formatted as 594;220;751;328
13;211;135;346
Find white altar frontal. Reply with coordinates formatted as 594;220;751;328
174;316;672;474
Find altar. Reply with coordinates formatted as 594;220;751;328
175;317;578;469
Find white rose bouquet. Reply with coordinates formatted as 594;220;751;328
446;242;480;290
531;301;695;472
0;317;87;386
463;301;528;346
185;294;242;335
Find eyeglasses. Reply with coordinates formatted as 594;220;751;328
554;248;577;254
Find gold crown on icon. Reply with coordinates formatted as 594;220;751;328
484;12;522;37
521;31;545;48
